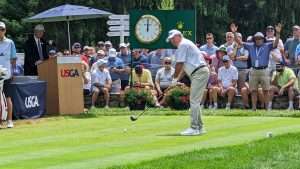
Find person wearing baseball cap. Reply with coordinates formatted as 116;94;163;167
91;59;112;109
24;24;48;76
107;48;125;83
167;28;209;136
230;23;282;111
117;43;131;90
0;21;17;128
285;25;300;66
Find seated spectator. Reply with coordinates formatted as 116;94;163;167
91;59;112;109
81;61;91;96
117;43;131;90
269;63;298;110
199;33;218;56
212;46;227;71
127;65;160;107
155;57;175;100
211;55;238;110
131;49;149;68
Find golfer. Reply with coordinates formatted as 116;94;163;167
167;29;209;136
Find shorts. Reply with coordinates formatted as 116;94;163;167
3;78;13;98
121;80;129;90
92;86;106;95
249;69;270;91
237;69;249;89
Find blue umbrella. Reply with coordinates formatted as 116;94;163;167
24;4;113;50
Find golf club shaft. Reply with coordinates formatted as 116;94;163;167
135;106;149;119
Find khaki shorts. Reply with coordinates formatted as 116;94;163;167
249;69;270;91
237;69;249;90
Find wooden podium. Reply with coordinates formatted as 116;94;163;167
38;56;84;115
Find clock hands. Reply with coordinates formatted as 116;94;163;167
145;19;151;32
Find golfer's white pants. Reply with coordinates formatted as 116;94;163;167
190;67;209;130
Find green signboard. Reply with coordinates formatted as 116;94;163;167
129;10;196;49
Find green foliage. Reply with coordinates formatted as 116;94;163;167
124;88;154;107
165;85;190;110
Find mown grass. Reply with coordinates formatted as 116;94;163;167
110;132;300;169
0;108;300;169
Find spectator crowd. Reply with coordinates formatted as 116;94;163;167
2;21;300;129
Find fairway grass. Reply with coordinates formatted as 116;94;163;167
0;109;300;169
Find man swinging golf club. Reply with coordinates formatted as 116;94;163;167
167;29;209;136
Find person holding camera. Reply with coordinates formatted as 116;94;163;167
91;59;112;109
269;62;298;110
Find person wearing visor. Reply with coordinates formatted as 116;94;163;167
231;23;282;111
269;62;298;110
167;29;209;136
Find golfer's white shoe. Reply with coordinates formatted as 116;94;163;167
7;120;14;128
180;128;206;136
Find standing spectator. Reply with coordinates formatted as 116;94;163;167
211;55;238;110
223;31;235;55
231;23;282;111
266;25;284;72
104;41;112;56
148;49;164;80
269;63;298;110
96;41;105;51
91;59;112;109
81;62;91;96
231;32;249;90
24;24;48;75
131;49;149;68
63;49;71;56
117;43;131;90
212;46;227;71
155;57;175;96
200;33;218;56
107;48;124;83
90;50;107;68
71;42;82;56
0;21;16;128
284;25;300;66
81;46;90;65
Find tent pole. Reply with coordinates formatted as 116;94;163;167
67;20;71;52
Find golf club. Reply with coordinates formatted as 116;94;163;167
130;106;149;121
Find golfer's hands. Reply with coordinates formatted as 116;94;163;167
279;87;285;96
275;23;282;34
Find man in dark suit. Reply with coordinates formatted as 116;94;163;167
24;24;48;75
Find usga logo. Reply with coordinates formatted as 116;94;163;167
25;96;39;109
60;69;80;77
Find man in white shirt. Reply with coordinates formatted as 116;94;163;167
167;29;209;136
212;55;238;110
155;57;175;96
0;21;16;128
91;59;112;109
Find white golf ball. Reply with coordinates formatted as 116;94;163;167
266;132;273;138
123;128;127;133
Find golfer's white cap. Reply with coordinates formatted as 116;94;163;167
166;29;182;42
96;59;108;66
108;48;117;57
0;22;6;29
34;24;45;31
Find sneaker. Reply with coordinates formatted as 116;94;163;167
180;128;205;136
213;104;218;110
208;105;213;109
104;105;109;109
226;103;231;110
287;106;294;111
7;120;14;128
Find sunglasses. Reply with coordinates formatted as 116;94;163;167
0;28;5;32
164;61;172;65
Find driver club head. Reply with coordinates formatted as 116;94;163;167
130;115;137;121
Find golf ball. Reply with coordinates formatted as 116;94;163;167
123;128;127;133
266;132;273;138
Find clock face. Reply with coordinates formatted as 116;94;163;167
135;15;162;44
